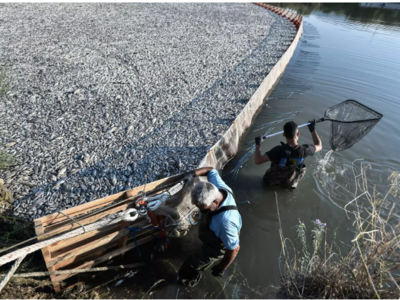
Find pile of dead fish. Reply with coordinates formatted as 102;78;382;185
0;3;296;220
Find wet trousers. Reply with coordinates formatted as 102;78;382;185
179;245;225;287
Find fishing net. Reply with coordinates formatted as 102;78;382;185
153;176;201;234
324;100;383;152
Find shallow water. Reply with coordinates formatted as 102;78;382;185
73;5;400;298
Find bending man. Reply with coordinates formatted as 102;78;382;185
254;120;322;188
179;167;241;287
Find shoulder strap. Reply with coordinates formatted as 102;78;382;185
208;205;238;218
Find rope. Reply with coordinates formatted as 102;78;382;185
0;209;138;267
0;254;26;293
188;211;201;226
125;226;165;256
151;225;177;250
146;192;170;211
0;179;179;256
0;263;146;278
59;211;86;233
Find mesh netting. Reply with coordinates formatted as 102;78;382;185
324;100;382;152
153;177;200;233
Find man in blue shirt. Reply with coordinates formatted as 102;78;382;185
179;167;242;287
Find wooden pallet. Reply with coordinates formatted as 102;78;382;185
33;172;183;292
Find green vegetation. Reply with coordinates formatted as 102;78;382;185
0;151;18;170
277;162;400;298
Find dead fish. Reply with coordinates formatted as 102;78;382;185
106;127;117;134
110;174;117;186
57;167;67;177
6;142;17;147
52;137;63;142
69;169;80;175
78;160;84;168
80;183;87;191
82;154;90;164
53;178;67;189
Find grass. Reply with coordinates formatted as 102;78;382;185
0;151;18;170
276;160;400;299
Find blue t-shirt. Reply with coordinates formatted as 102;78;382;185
207;169;242;250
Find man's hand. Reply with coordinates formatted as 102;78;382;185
307;119;316;133
211;265;225;277
255;136;262;146
181;170;196;183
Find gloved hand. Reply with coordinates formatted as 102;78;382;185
181;170;196;183
307;119;316;133
255;136;262;146
211;265;225;277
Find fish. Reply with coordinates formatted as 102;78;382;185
53;178;67;189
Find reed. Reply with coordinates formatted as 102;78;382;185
277;160;400;298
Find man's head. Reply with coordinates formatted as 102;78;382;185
191;182;221;214
283;121;300;140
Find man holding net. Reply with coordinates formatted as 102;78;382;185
178;167;241;287
254;120;322;188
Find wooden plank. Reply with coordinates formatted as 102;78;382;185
50;228;155;271
48;219;147;252
40;202;134;239
36;191;127;227
118;220;128;258
47;227;156;268
48;223;120;252
53;235;155;283
36;171;183;227
34;220;61;292
48;229;128;268
52;242;113;271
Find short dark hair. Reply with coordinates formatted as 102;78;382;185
283;121;298;139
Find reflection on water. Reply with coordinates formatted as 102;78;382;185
272;3;400;27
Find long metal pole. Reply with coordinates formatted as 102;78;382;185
262;122;311;140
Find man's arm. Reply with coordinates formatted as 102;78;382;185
311;131;322;152
218;245;240;270
254;145;271;165
308;120;322;153
254;136;271;165
181;167;213;183
194;167;213;177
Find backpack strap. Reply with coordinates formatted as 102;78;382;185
208;205;238;218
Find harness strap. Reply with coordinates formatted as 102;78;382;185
278;142;305;169
208;205;238;218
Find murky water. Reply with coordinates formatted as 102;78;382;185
73;5;400;299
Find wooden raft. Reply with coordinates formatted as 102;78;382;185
33;172;184;292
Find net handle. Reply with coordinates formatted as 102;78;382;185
262;118;325;140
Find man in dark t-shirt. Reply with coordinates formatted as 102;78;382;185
254;120;322;188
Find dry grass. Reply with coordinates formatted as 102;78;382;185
277;160;400;299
